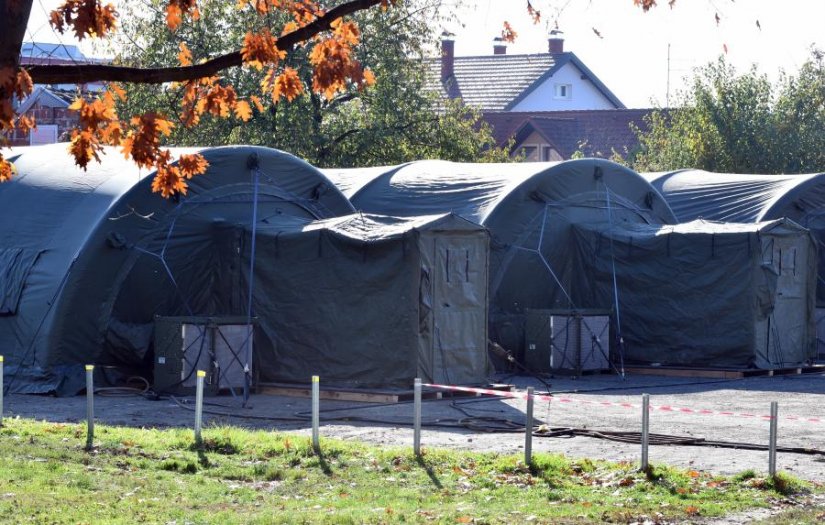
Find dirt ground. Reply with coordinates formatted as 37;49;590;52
5;371;825;483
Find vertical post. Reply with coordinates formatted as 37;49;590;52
194;370;205;447
525;386;534;465
769;401;778;477
641;393;650;472
85;365;94;451
312;375;320;452
413;378;422;456
0;355;4;427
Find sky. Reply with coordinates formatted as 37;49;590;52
440;0;824;107
24;0;825;108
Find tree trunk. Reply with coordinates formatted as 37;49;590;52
0;0;34;71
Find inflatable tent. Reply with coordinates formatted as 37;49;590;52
1;144;353;394
646;170;825;360
326;159;678;355
244;213;490;386
645;170;825;304
573;218;817;368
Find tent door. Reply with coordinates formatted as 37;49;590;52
430;233;488;384
759;237;810;367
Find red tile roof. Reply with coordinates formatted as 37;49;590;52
482;109;654;159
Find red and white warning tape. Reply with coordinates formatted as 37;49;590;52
422;383;823;424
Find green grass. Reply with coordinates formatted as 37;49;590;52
0;417;811;524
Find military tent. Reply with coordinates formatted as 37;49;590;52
325;159;678;356
646;170;825;359
0;144;353;394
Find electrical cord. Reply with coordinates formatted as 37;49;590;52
94;376;151;397
169;393;825;457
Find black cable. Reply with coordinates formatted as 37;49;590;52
170;395;825;457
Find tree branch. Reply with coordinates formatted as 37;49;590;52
26;0;385;85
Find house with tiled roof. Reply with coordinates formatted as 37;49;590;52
431;32;624;112
8;43;106;146
429;32;652;161
483;109;652;161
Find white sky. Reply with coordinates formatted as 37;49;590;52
24;0;825;108
441;0;825;107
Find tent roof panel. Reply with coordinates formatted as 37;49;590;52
335;159;676;233
255;212;485;242
645;170;825;223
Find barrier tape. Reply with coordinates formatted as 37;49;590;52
422;383;823;424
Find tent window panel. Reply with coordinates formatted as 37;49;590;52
0;248;43;315
761;239;774;266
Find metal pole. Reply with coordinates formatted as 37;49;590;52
194;370;205;447
769;401;778;477
525;387;534;465
641;393;650;472
413;378;422;456
312;375;320;452
0;355;4;427
85;365;94;451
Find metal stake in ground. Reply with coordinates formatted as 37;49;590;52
769;401;779;477
525;386;534;465
641;393;650;472
194;370;205;447
85;365;94;451
312;375;320;452
414;378;422;456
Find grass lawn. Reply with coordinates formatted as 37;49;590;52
0;417;813;524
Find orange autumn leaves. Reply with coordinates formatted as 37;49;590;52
50;0;117;40
309;18;375;100
1;0;386;197
242;13;376;103
0;67;34;182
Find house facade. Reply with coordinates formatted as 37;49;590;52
8;43;105;146
430;33;652;161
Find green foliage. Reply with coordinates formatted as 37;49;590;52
631;50;825;174
111;0;510;167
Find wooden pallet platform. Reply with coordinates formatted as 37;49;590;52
625;365;825;379
256;382;514;403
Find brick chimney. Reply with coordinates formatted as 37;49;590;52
548;30;564;54
493;36;507;55
441;31;455;81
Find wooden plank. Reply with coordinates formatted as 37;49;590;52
258;385;401;403
256;382;514;403
627;365;825;379
625;367;744;379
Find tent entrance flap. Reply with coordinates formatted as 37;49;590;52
421;231;490;384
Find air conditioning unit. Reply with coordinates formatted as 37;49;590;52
153;316;255;395
525;309;610;375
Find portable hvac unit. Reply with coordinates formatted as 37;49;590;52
524;309;610;375
153;316;255;395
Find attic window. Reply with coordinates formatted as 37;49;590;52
518;145;538;161
554;83;572;100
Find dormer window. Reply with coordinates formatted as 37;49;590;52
554;83;572;100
